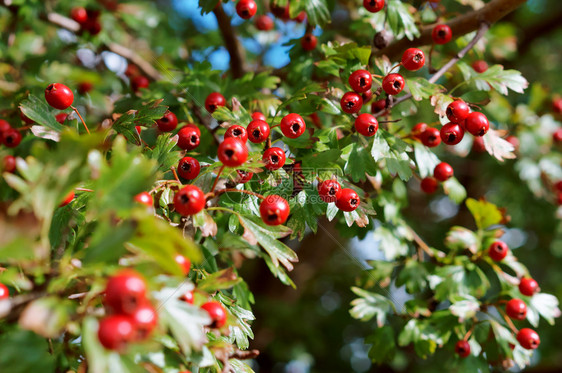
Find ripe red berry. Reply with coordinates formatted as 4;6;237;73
260;194;290;225
236;0;257;19
130;302;158;341
506;298;527;320
218;138;248;167
455;340;470;358
174;185;206;216
255;15;274;31
552;98;562;114
174;254;191;275
401;48;425;71
336;188;360;212
318;179;342;203
2;128;22;148
177;126;201;150
262;147;286;171
59;191;75;207
433;162;454;182
280;113;306;138
55;113;68;124
251;112;267;121
382;73;405;95
440;123;465;145
432;24;452;44
134;192;153;207
271;4;290;20
517;328;540;350
411;123;427;140
446;100;470;123
420;177;439;194
293;11;306;22
340;92;363;114
472;136;486;153
472;60;489;73
205;92;226;113
104;270;147;315
519;278;539;297
98;315;134;351
78;81;93;94
3;155;16;173
236;170;253;184
125;64;140;78
45;83;74;110
553;128;562;143
177;157;201;180
301;34;317;51
363;0;384;13
349;70;372;93
201;301;227;328
225;125;248;143
156;111;178;132
371;99;386;114
182;290;194;304
0;283;9;299
488;240;509;261
0;120;12;134
354;113;379;137
247;119;270;143
131;76;150;92
420;127;441;147
362;89;373;103
71;7;88;24
465;112;490;136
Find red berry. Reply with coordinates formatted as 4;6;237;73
506;135;519;150
411;123;427;140
71;7;88;24
472;136;486;153
156;111;178;132
98;315;134;351
247;119;270;143
293;11;306;22
3;155;16;173
488;240;509;261
349;70;372;94
336;188;360;212
401;48;425;71
553;128;562;143
552;98;562;114
371;99;386;114
260;195;290;225
262;147;286;171
131;76;150;92
134;192;153;207
0;119;11;133
182;290;194;304
519;278;539;297
236;0;257;19
205;92;226;113
555;181;562;192
516;328;540;350
382;73;405;95
433;162;454;182
271;4;290;20
45;83;74;110
174;254;191;275
420;128;441;147
420;177;439;194
363;0;384;13
236;170;253;184
362;89;374;103
130;303;158;341
255;15;274;31
59;190;75;207
201;301;227;328
218;138;248;167
432;24;452;44
318;179;342;203
2;127;22;148
301;34;317;51
446;100;470;123
0;283;9;299
177;126;201;150
224;125;248;143
506;298;527;320
280;113;306;138
78;81;93;94
340;92;363;114
472;60;488;73
177;157;201;180
354;113;379;137
251;112;267;121
55;113;68;124
465;112;490;137
104;270;147;315
440;123;465;145
174;185;206;216
455;340;470;358
125;64;140;78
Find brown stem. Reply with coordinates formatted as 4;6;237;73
210;165;225;194
213;5;245;79
497;307;518;334
170;166;181;183
71;106;90;134
75;188;94;192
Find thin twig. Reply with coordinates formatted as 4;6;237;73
71;106;90;134
210;165;225;194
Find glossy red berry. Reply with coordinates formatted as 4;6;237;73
225;125;248;143
71;7;88;24
0;120;10;135
432;24;452;44
78;81;93;94
555;181;562;192
349;70;372;94
519;278;539;297
174;185;206;216
177;157;201;180
336;188;360;212
134;192;153;207
55;113;68;124
553;128;562;143
440;123;465;145
446;100;470;123
255;15;274;31
517;328;540;350
262;147;286;171
318;179;342;203
420;128;441;147
433;162;454;182
236;0;257;19
3;155;16;173
552;98;562;114
363;0;384;13
130;303;158;341
156;111;178;132
236;170;253;184
506;298;527;320
371;99;387;114
182;290;194;304
488;240;509;261
401;48;425;71
340;92;363;114
131;76;150;92
177;126;201;150
252;112;267;121
472;60;489;73
280;113;306;138
0;283;9;299
411;123;427;140
59;191;75;207
354;113;379;137
2;128;22;148
104;270;147;315
362;89;373;103
218;138;248;167
45;83;74;110
293;11;306;22
420;177;439;194
174;254;191;275
465;112;490;136
455;340;470;358
301;34;317;51
247;119;270;143
382;73;405;95
205;92;226;113
472;136;486;153
98;315;134;351
260;195;290;225
125;64;140;78
201;301;227;328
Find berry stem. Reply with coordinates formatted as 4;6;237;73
17;125;32;132
170;166;181;183
389;62;401;73
71;106;90;134
497;307;519;334
371;74;384;79
75;188;94;192
463;323;476;341
210;165;225;194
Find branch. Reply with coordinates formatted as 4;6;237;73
213;5;245;79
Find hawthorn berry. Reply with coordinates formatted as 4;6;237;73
59;191;75;207
236;170;254;184
270;4;290;20
465;112;490;136
55;113;68;124
553;128;562;143
156;111;178;132
363;0;384;13
201;301;227;328
472;136;486;153
97;315;134;351
247;119;270;143
125;64;140;78
340;92;363;114
225;125;248;143
182;290;194;304
401;48;425;71
382;73;405;96
432;24;452;44
301;34;317;51
45;83;74;110
0;283;9;300
78;81;93;94
174;185;206;216
177;157;201;180
420;177;439;194
362;89;373;103
336;188;360;212
252;112;267;121
318;179;342;203
0;120;10;134
293;11;306;23
174;254;191;275
371;99;387;114
373;29;393;49
218;138;248;167
506;135;520;150
552;98;562;114
519;278;539;296
455;340;470;358
472;60;489;73
411;123;427;140
2;128;22;148
262;147;286;171
506;298;527;320
280;113;306;138
131;76;150;92
3;155;16;173
134;192;153;207
488;240;509;261
440;123;465;145
236;0;257;19
555;181;562;192
446;100;470;123
177;126;201;150
260;194;290;225
349;70;372;93
355;113;379;137
255;15;274;31
434;162;454;182
517;328;540;350
130;303;158;340
420;127;441;147
205;92;226;113
71;7;88;24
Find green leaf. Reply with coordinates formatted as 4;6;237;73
199;0;220;14
365;326;396;364
449;297;480;322
198;268;242;293
471;65;529;95
349;287;394;326
396;258;429;293
373;225;408;260
303;0;331;26
371;130;413;181
386;0;420;41
0;330;55;373
482;129;516;162
465;198;503;230
147;133;181;171
406;78;444;101
528;293;561;326
413;142;440;178
20;94;64;132
443;177;467;204
445;226;479;253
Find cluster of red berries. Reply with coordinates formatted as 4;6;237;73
124;63;150;92
420;162;454;194
0;119;22;149
70;7;102;35
318;179;360;212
